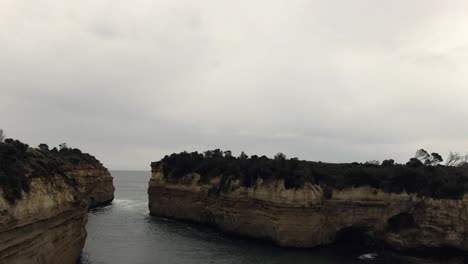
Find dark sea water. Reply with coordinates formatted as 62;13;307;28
78;171;460;264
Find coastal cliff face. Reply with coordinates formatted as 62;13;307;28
148;163;468;252
0;176;87;264
0;139;115;264
66;160;115;209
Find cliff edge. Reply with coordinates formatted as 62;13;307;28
0;139;114;264
148;151;468;255
64;153;115;209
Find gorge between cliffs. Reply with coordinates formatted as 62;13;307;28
3;140;468;264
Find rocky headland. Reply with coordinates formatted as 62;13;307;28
148;150;468;257
64;155;115;209
0;139;114;264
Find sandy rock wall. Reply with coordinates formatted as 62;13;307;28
148;166;468;252
65;161;115;209
0;177;87;264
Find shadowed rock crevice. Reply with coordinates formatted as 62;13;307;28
334;225;375;247
387;212;418;232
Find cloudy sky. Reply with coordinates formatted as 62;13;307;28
1;1;468;170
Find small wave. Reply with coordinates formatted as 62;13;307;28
77;251;93;264
358;253;378;260
113;199;147;210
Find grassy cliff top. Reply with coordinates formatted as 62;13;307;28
152;150;468;200
0;138;99;204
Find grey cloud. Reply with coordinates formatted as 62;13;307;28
1;0;468;169
89;20;121;39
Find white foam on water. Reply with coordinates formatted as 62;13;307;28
113;199;147;211
358;253;378;260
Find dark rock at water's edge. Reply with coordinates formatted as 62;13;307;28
64;157;115;209
148;150;468;259
0;138;114;264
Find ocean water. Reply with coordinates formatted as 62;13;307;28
78;171;458;264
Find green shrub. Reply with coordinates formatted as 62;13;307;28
155;150;468;199
0;139;97;203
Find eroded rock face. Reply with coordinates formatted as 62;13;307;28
65;161;115;209
0;176;87;264
0;144;114;264
148;163;468;252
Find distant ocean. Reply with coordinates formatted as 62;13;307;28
78;171;452;264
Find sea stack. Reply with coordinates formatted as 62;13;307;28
148;150;468;254
0;139;114;264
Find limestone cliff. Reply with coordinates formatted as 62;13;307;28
0;176;87;264
148;162;468;254
65;159;115;209
0;140;114;264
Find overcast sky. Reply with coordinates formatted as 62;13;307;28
1;1;468;170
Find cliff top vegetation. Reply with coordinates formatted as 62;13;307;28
153;149;468;200
0;135;99;203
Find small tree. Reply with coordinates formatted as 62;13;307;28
274;152;287;160
59;143;68;150
0;129;5;142
382;159;395;167
407;158;423;168
239;151;249;160
446;152;468;167
365;160;380;165
38;144;49;151
415;149;430;162
203;150;214;158
430;153;443;165
224;150;233;158
212;149;223;158
414;149;443;166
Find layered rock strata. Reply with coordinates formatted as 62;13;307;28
148;163;468;252
0;176;87;264
66;161;115;209
0;141;114;264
